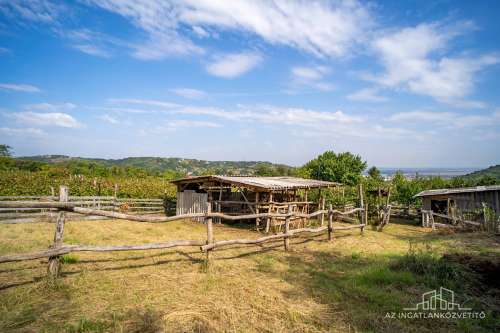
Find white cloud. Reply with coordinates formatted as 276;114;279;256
107;98;181;109
24;102;76;111
97;114;119;124
0;0;63;23
0;47;11;54
347;87;387;103
170;88;207;99
0;83;41;92
0;127;47;137
290;65;334;91
192;26;209;38
72;44;111;58
389;110;500;128
13;112;82;128
88;0;372;59
369;22;499;105
206;52;262;78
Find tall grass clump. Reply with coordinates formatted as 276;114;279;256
390;242;472;290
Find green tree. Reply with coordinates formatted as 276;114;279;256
367;166;383;182
301;151;367;185
0;144;12;157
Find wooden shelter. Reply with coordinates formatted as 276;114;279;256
415;185;500;215
171;175;340;231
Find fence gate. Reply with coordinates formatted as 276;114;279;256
176;191;208;222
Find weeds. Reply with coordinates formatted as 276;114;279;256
65;318;108;333
390;242;472;290
60;254;79;264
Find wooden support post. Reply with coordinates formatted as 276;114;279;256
47;185;68;278
358;184;365;224
362;203;368;233
113;183;118;213
255;192;260;230
320;196;326;226
205;203;213;262
328;204;333;241
265;192;273;233
284;205;291;251
430;212;435;230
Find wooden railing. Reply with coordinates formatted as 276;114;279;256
0;186;366;278
0;195;165;224
421;210;482;230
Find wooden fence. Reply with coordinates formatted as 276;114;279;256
0;195;165;224
0;186;366;278
421;209;483;230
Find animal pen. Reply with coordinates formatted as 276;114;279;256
0;181;367;279
172;175;341;231
416;185;500;232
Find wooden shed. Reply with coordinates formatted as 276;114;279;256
415;185;500;215
171;175;339;231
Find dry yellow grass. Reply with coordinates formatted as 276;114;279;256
0;218;498;332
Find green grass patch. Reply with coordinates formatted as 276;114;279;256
60;254;79;264
65;318;109;333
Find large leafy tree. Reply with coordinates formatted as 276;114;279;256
301;151;367;185
0;144;12;157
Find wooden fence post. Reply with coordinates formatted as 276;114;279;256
205;203;213;263
47;185;68;278
328;204;333;241
358;184;365;224
320;197;326;226
284;205;291;251
362;202;368;234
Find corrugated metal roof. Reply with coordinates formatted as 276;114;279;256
171;175;340;190
415;185;500;197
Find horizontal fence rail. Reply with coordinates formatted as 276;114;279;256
0;195;166;224
0;186;367;279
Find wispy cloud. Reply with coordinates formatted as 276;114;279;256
72;44;111;58
347;87;387;103
107;98;180;109
290;66;334;91
389;110;500;129
0;127;47;137
0;83;41;92
13;112;83;128
86;0;372;59
97;114;119;124
24;102;76;111
0;0;63;24
170;88;207;99
206;52;262;78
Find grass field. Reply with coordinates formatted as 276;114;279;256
0;218;498;332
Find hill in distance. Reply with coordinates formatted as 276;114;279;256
18;155;295;176
461;164;500;181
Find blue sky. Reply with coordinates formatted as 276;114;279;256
0;0;499;168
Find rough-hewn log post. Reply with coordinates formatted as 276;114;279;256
205;203;213;262
284;205;291;251
358;184;364;223
265;192;273;233
328;204;333;241
47;185;68;278
362;202;368;234
320;196;326;226
255;191;260;230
